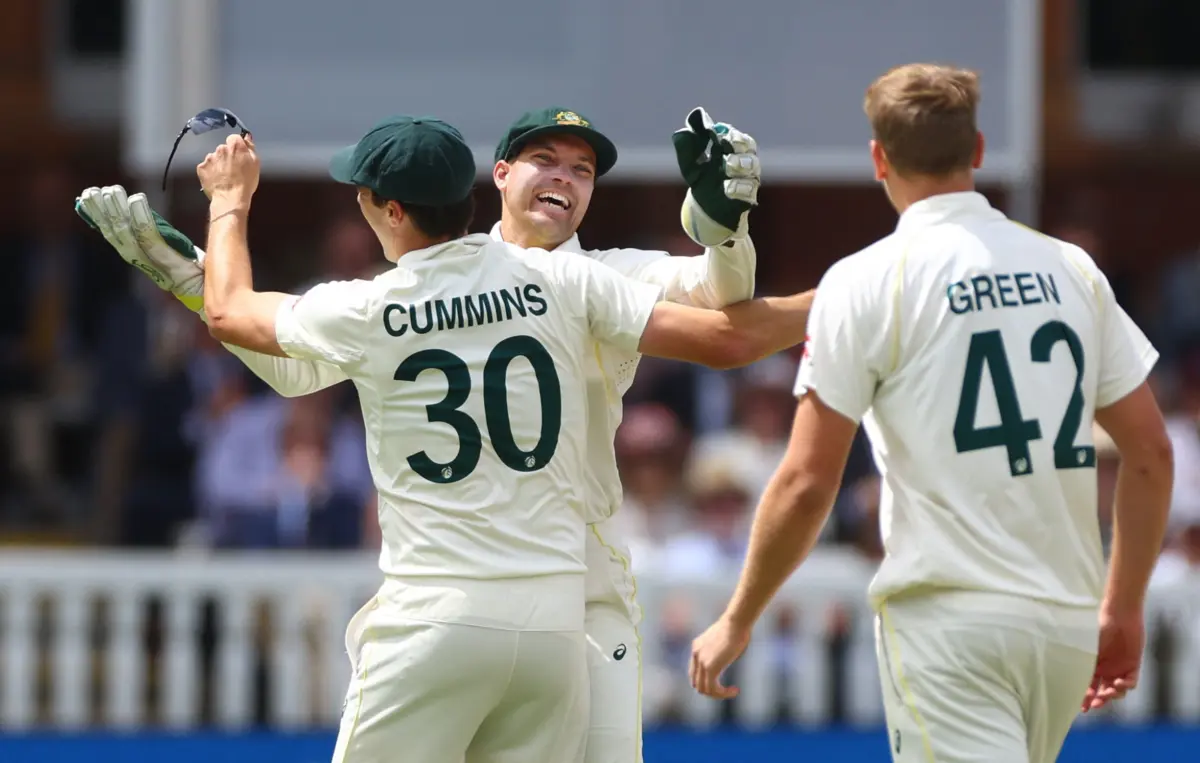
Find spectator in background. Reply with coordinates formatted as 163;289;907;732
92;282;245;546
659;446;757;577
0;165;127;524
693;354;797;499
1152;354;1200;587
612;403;692;568
298;215;384;291
196;386;371;549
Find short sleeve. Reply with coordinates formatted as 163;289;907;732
1096;271;1158;408
793;260;883;423
556;253;663;353
274;280;373;367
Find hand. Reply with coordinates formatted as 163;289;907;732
1083;607;1144;712
75;185;207;312
672;106;761;247
689;615;752;699
197;134;259;208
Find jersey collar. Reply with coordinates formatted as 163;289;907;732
894;191;1005;235
399;233;492;266
488;221;583;254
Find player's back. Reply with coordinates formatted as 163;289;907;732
836;193;1151;613
284;233;663;629
348;237;587;582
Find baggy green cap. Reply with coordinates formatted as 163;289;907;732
493;107;618;177
329;115;476;204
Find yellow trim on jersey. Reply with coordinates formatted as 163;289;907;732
888;241;913;375
589;524;644;762
334;597;379;763
879;603;937;762
591;341;619;405
1009;221;1101;308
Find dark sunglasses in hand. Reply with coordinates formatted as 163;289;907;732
162;107;252;191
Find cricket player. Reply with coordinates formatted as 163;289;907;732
689;64;1174;762
141;114;808;762
78;105;814;762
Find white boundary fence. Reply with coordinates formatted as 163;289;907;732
0;549;1197;731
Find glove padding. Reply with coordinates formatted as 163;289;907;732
76;186;207;312
672;107;760;247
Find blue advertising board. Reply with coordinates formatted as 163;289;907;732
2;726;1197;762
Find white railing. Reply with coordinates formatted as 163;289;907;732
0;549;1197;731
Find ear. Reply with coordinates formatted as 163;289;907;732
386;200;405;229
869;139;888;182
493;161;510;191
972;131;985;170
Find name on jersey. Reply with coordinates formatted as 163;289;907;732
383;284;548;336
946;271;1060;315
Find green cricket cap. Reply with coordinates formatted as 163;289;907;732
328;115;476;205
494;107;618;177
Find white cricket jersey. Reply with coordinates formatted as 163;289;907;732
796;192;1157;614
274;234;660;598
486;224;757;611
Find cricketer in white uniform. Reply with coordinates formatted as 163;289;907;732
181;114;806;763
690;64;1172;763
76;105;802;763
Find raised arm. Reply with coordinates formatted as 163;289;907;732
643;105;761;308
615;232;756;309
75;184;348;396
199;136;370;368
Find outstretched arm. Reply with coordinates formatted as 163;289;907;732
76;184;349;395
636;290;813;370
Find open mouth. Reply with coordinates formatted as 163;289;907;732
535;191;571;211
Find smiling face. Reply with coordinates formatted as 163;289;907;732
493;133;596;250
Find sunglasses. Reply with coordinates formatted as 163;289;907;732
162;107;252;191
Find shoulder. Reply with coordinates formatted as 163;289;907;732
295;277;382;321
582;245;670;275
818;233;907;300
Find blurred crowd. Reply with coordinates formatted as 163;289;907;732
1;165;1199;595
8;164;1200;727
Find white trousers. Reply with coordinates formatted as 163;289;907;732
875;592;1098;763
332;579;589;763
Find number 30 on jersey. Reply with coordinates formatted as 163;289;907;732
953;320;1095;476
395;335;562;484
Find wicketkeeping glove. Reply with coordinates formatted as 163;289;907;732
75;186;207;312
672;107;760;247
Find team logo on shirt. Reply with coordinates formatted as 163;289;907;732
555;111;589;127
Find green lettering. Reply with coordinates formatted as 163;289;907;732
436;297;463;331
947;281;973;314
1014;272;1041;305
383;304;407;336
995;274;1018;307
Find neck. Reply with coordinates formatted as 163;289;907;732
383;231;451;263
499;213;566;251
888;170;975;215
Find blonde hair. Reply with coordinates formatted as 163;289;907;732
864;63;981;177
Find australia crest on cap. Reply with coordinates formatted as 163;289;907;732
555;110;589;127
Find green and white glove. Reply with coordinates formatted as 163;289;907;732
75;185;207;313
672;106;760;247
